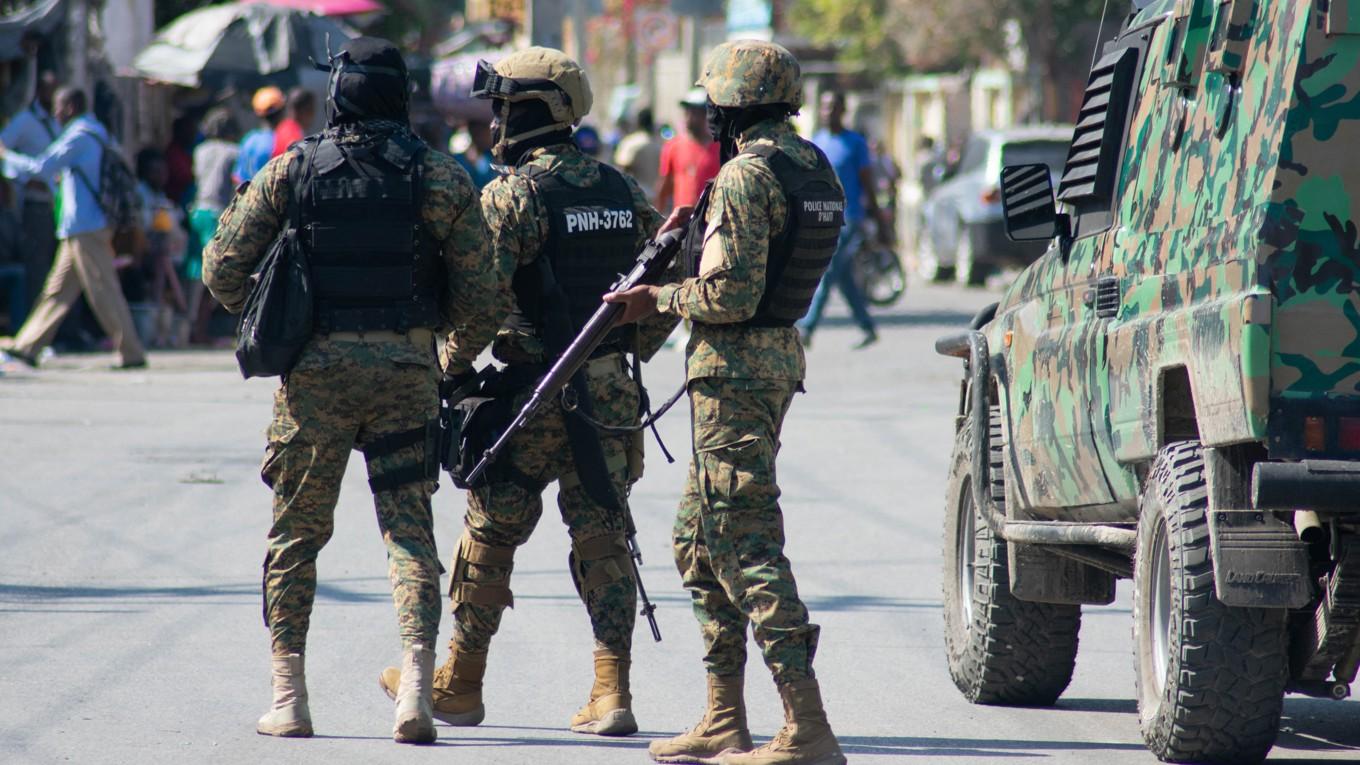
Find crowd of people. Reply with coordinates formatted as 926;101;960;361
0;72;330;367
0;51;899;370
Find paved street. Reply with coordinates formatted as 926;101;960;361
3;281;1359;765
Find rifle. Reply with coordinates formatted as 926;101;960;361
463;226;686;643
463;226;686;488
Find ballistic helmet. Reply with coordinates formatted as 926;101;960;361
316;36;411;126
697;40;802;109
471;47;592;155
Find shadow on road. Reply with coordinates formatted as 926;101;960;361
0;577;388;605
837;733;1143;757
817;309;979;330
1276;697;1360;753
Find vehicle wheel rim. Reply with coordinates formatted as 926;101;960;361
957;486;976;628
1150;522;1172;698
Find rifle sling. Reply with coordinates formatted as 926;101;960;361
530;256;624;514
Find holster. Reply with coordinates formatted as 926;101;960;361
443;364;538;490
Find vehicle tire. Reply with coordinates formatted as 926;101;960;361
1133;441;1287;764
954;225;992;287
855;245;907;307
915;229;954;283
943;405;1081;705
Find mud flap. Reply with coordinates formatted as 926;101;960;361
1008;542;1116;605
1207;510;1311;608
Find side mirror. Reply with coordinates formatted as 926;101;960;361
1000;163;1061;242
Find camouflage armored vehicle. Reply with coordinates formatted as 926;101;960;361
936;1;1360;761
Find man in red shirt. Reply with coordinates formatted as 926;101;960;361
270;88;316;158
656;87;720;212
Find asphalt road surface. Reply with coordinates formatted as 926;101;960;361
3;282;1359;764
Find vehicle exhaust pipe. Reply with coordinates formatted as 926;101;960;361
1293;510;1324;545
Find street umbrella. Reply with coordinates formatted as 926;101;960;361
132;2;355;89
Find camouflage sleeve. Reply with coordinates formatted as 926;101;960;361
442;172;535;372
622;174;680;359
425;154;502;376
201;153;292;313
655;157;783;324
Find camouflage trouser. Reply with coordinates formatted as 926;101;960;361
260;339;442;657
673;377;820;685
449;354;640;655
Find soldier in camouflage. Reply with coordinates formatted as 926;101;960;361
607;40;847;765
376;46;682;737
202;37;498;745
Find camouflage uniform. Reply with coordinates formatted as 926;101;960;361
655;117;822;684
443;141;669;656
203;134;496;657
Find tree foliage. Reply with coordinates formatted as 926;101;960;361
795;0;1119;119
788;0;901;73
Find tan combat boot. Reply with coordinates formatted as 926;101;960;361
649;674;753;764
257;653;313;738
570;648;638;736
717;679;845;765
392;644;437;744
380;646;487;725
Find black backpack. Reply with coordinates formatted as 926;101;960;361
235;144;315;379
71;129;142;233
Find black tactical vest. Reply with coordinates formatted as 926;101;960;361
506;162;639;350
294;133;444;334
739;143;845;327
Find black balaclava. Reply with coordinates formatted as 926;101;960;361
494;98;573;165
324;36;410;128
706;100;793;163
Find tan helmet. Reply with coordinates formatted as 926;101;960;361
472;47;592;161
697;40;802;109
473;46;591;125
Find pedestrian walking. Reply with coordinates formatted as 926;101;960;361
606;39;848;765
233;86;285;185
201;36;498;744
796;91;889;350
270;87;316;158
0;87;147;370
186;107;240;344
1;69;60;311
656;88;721;213
375;46;680;738
613;107;662;204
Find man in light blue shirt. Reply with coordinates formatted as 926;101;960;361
233;86;286;185
797;91;886;349
0;87;147;369
1;70;61;310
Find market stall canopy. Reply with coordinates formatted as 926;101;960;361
0;0;63;62
132;2;355;89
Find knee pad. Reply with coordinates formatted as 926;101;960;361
449;532;516;608
569;533;632;599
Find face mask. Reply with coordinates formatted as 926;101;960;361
705;101;737;164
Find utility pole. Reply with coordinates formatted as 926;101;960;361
528;0;565;49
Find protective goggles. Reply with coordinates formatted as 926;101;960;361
470;59;558;101
313;50;407;82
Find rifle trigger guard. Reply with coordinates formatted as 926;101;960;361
561;385;580;412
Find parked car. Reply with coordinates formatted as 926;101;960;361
917;126;1073;285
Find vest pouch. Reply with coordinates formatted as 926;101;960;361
235;231;313;379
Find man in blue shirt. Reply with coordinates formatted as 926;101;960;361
233;86;286;185
797;91;886;349
1;70;61;311
0;87;147;369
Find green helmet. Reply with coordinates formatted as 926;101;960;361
697;40;802;109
